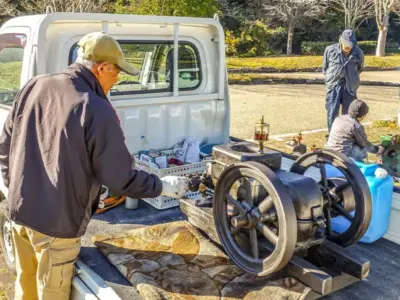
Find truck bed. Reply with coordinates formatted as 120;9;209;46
80;200;400;300
80;203;186;299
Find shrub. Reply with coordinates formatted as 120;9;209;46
226;55;400;71
225;21;286;57
225;30;240;56
358;41;377;54
301;42;332;55
301;40;400;55
357;41;400;54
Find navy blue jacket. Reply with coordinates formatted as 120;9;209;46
322;43;364;95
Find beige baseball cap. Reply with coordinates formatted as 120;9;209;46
77;32;139;75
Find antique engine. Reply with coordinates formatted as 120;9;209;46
187;117;372;280
381;134;400;179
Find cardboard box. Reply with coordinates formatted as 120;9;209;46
138;151;168;169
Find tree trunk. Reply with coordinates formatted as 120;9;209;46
287;21;294;56
376;26;388;57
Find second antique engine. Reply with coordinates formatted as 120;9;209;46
188;117;372;277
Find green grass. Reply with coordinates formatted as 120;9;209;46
372;119;398;128
0;61;22;91
226;55;400;70
227;73;323;82
3;56;400;90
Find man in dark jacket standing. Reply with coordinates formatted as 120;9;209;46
0;32;189;300
323;30;364;134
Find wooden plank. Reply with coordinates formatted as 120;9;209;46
304;273;360;300
306;240;370;280
180;198;220;244
285;255;333;295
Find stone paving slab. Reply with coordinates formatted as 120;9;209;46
93;220;312;300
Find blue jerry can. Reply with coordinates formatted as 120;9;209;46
326;161;394;243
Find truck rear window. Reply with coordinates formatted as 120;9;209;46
0;33;26;106
69;41;201;96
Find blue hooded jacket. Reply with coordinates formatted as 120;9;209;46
322;30;364;95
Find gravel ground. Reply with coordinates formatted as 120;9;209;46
230;84;399;139
0;254;14;300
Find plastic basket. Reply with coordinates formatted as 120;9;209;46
133;150;208;209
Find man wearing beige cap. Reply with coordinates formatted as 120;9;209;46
0;32;189;299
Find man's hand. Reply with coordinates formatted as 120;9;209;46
160;176;190;198
377;145;385;154
375;146;385;164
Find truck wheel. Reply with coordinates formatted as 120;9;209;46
0;213;16;274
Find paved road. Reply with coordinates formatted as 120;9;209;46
249;71;400;84
229;84;399;139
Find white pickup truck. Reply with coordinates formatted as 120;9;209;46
1;12;400;300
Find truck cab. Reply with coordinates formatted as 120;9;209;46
0;12;229;299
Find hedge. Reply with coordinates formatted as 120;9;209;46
301;41;400;55
226;55;400;71
228;73;400;87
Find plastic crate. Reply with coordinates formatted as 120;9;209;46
133;150;208;209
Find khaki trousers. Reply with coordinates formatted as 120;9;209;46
12;224;81;300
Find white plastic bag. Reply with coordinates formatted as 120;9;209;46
173;139;188;162
184;138;201;163
173;137;201;163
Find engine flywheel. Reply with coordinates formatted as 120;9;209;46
382;144;400;178
213;161;297;276
290;149;372;247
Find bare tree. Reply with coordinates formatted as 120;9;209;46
264;0;329;55
332;0;374;30
373;0;399;57
0;0;20;20
21;0;111;14
219;0;245;20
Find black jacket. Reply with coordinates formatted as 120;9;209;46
0;63;162;238
327;115;378;156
